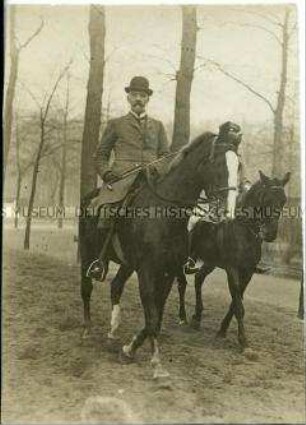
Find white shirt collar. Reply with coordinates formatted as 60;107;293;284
130;110;147;120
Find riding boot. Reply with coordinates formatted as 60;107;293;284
184;229;202;274
86;222;115;281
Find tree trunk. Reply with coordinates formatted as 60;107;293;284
272;8;290;177
24;115;45;250
58;76;70;229
50;171;60;205
4;6;19;176
14;112;21;229
80;5;106;198
171;6;197;152
58;143;66;228
14;172;22;229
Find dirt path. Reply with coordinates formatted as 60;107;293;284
2;237;305;423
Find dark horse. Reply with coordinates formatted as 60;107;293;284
79;131;238;378
177;171;290;349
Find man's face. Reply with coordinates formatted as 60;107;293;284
220;122;242;146
127;90;149;114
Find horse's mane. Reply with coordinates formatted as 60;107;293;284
167;131;216;173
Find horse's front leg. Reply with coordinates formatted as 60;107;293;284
122;267;170;379
176;270;188;324
226;267;248;349
217;268;253;342
191;264;214;329
108;265;134;339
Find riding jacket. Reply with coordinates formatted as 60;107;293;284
92;112;170;206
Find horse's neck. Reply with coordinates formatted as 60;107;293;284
156;153;204;204
238;192;261;230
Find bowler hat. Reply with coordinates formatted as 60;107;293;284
125;76;153;96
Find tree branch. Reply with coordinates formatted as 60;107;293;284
224;21;282;45
232;7;283;28
145;53;177;74
205;58;276;113
42;60;73;122
18;80;41;109
18;18;44;51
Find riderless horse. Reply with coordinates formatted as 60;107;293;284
79;131;240;378
176;171;290;349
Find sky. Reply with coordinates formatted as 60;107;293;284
4;3;299;135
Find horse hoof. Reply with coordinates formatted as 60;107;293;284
153;366;170;381
239;341;249;352
243;347;259;361
107;332;118;340
119;346;134;363
82;329;91;339
215;330;226;339
190;318;201;330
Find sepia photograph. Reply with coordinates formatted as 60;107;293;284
2;0;305;423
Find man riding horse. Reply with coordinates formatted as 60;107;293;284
87;76;170;279
86;76;247;280
79;96;247;376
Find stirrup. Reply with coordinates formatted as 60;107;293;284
184;257;200;275
86;259;105;281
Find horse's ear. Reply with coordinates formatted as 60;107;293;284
259;170;269;184
282;172;291;186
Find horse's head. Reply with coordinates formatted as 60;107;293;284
165;125;242;208
178;127;241;194
243;170;290;242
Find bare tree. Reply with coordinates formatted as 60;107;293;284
80;5;106;198
13;112;43;229
4;6;43;177
57;74;70;228
198;6;295;176
23;65;70;249
171;6;197;152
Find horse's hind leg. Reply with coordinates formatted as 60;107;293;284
191;264;214;329
216;302;234;339
79;213;100;338
154;274;174;378
108;265;134;339
81;268;93;338
177;270;188;324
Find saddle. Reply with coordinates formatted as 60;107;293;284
96;171;149;264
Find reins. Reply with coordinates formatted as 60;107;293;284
107;151;180;187
108;136;238;207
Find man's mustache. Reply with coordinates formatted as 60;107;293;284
133;101;144;106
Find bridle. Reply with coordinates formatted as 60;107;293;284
143;139;237;207
238;182;286;239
